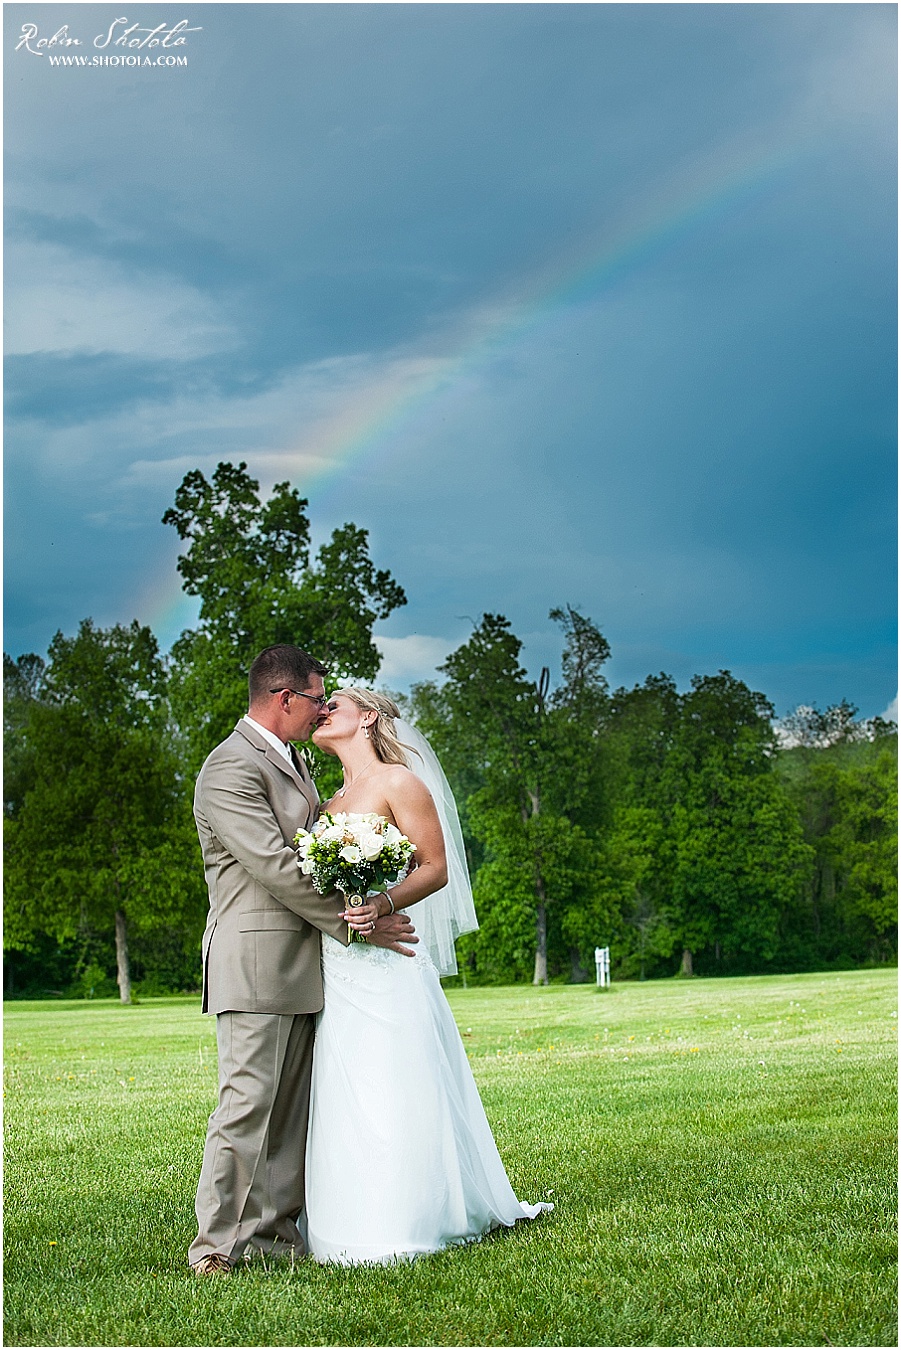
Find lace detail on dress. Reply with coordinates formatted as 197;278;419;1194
322;931;401;975
321;871;436;980
322;930;437;980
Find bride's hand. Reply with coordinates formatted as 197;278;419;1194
341;898;380;931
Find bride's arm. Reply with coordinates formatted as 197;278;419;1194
381;772;449;912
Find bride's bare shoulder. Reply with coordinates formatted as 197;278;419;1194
382;763;431;798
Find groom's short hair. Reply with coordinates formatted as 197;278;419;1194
248;645;328;707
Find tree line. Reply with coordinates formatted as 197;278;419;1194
407;614;896;984
4;464;896;999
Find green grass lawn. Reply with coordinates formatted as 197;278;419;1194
4;968;897;1347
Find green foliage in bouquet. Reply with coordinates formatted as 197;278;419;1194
294;811;415;900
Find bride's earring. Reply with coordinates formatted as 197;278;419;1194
363;724;371;740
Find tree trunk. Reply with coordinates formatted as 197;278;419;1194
569;947;589;983
533;901;548;985
115;909;132;1004
680;947;694;977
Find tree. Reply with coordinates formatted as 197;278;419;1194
780;700;866;748
588;805;675;980
829;751;897;943
663;672;812;975
410;608;611;984
777;729;898;966
4;621;205;1002
468;796;604;983
420;613;545;980
4;651;45;819
604;674;681;808
163;462;406;772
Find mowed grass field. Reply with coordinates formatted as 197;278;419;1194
4;968;897;1348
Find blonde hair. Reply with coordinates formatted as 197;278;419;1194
331;688;420;767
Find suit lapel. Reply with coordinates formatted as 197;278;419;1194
262;742;319;817
290;745;321;814
234;720;319;818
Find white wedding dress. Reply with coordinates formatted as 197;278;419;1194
304;931;550;1264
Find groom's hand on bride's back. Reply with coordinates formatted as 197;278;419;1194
367;912;419;957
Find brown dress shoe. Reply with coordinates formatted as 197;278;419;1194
192;1253;233;1276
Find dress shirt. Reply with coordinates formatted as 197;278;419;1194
243;714;293;765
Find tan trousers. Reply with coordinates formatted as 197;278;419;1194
189;1010;315;1266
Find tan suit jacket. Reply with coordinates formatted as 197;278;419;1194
194;719;348;1015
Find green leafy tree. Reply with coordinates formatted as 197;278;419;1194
830;751;898;943
669;774;813;973
592;674;682;977
777;729;897;965
589;805;675;980
163;461;406;771
4;651;46;819
605;674;681;808
4;621;205;1002
420;614;544;980
663;672;812;975
410;608;611;984
467;797;604;983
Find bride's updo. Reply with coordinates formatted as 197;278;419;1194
331;688;419;768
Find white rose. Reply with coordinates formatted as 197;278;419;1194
359;832;384;861
318;825;344;842
339;845;362;864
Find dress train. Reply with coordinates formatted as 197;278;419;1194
305;936;550;1264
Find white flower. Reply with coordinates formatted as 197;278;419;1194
384;824;403;846
318;824;345;843
339;845;362;864
299;857;316;875
359;832;384;861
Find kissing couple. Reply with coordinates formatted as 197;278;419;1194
189;643;550;1272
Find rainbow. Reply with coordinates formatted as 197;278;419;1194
144;131;807;646
287;130;805;505
137;564;200;652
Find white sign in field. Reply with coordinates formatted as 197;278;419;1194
595;946;610;988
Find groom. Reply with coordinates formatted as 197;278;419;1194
188;643;417;1275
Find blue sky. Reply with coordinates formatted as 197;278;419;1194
4;3;896;718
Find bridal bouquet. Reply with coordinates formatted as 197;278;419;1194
294;811;415;939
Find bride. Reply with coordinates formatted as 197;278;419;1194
304;688;551;1264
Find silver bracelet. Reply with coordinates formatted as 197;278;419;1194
386;891;395;915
